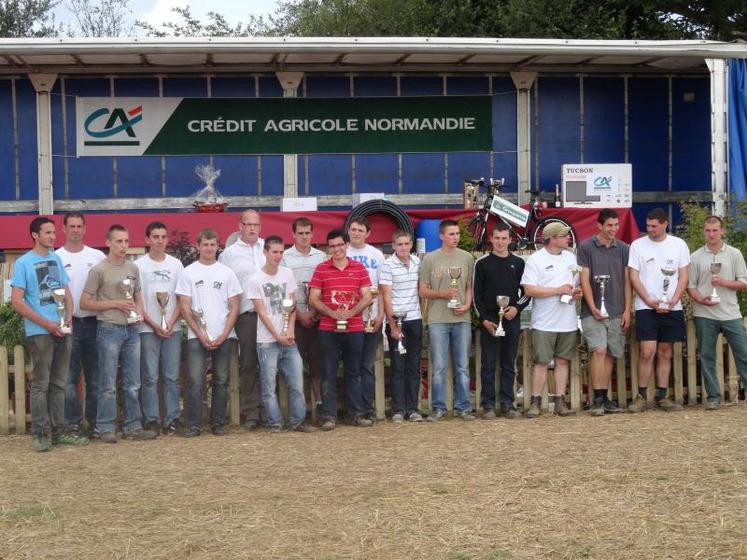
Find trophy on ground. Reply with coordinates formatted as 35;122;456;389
560;265;582;304
120;276;142;324
330;290;356;331
658;266;677;309
709;261;722;304
447;267;462;309
190;306;213;344
495;295;510;337
155;291;170;330
593;275;610;318
392;310;408;355
365;287;380;333
280;298;296;335
52;288;71;334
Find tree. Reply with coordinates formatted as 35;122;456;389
0;0;58;37
136;6;269;37
62;0;134;37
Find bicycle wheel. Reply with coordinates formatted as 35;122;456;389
529;216;578;252
466;214;488;252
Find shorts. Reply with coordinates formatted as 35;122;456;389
635;309;686;342
581;315;626;359
532;330;577;364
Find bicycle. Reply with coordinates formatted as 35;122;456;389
465;177;578;252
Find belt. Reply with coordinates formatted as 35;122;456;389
73;316;97;322
240;311;257;316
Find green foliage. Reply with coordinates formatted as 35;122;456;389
0;0;58;37
0;301;25;349
136;6;271;37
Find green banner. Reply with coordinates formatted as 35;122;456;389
144;96;492;155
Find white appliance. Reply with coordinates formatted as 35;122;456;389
561;163;632;208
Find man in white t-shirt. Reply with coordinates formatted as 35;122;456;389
628;208;689;413
177;229;242;437
136;221;184;436
56;212;105;437
249;236;316;433
347;216;385;420
521;222;582;418
219;209;265;431
282;217;326;416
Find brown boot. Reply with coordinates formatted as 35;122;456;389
526;396;541;418
554;395;576;416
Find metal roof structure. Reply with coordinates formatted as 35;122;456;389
0;37;745;75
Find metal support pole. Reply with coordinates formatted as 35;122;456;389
277;71;304;199
511;72;537;206
29;73;58;215
706;58;728;216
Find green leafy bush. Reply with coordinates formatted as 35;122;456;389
0;301;25;349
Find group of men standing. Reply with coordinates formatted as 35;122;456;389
10;206;747;451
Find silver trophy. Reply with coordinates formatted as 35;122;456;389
447;267;462;309
392;310;407;355
709;261;722;304
658;266;677;309
280;298;296;335
190;306;213;343
155;291;170;330
120;276;142;324
593;275;610;318
330;290;356;331
495;295;510;337
560;265;582;304
52;288;71;334
365;287;380;333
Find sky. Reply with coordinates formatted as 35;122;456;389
56;0;282;34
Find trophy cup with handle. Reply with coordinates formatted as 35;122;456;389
593;275;610;318
52;288;71;334
365;287;380;333
330;290;356;331
447;267;462;309
560;265;581;304
155;291;170;330
392;309;408;354
495;295;510;337
280;298;296;335
190;306;213;343
658;266;677;309
120;276;142;324
709;261;722;304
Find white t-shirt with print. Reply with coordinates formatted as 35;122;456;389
247;266;298;343
347;244;384;321
628;234;691;311
176;260;243;341
520;247;579;332
135;253;184;334
55;246;105;317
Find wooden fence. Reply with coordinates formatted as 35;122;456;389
1;319;744;434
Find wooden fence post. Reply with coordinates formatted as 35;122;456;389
570;351;582;412
474;333;482;415
686;320;698;404
229;346;240;425
522;330;532;410
14;346;26;435
0;346;9;436
673;341;684;405
375;337;386;420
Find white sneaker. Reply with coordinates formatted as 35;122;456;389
407;412;423;422
392;413;404;423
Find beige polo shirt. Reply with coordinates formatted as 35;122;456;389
689;243;747;321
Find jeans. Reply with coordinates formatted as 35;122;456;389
96;322;142;434
428;322;472;413
140;331;182;427
235;312;261;420
27;334;70;437
387;319;423;416
318;330;365;421
479;320;520;411
257;342;306;427
64;316;99;427
694;317;747;403
186;338;234;429
360;331;380;416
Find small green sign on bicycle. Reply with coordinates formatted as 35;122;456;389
490;196;530;228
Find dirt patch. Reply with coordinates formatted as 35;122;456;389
1;406;747;559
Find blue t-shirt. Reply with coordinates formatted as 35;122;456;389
11;250;69;337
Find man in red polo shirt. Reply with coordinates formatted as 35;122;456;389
309;229;373;431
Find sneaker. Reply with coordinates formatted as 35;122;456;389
353;416;373;427
705;400;721;411
483;409;497;420
407;412;423;422
391;413;404;423
100;431;118;444
33;435;52;452
554;395;576;417
589;399;605;417
526;396;541;418
602;400;625;414
427;409;446;422
292;423;318;433
144;421;160;437
55;431;90;446
320;419;336;431
456;410;476;421
163;420;183;436
240;419;260;432
180;426;201;438
211;425;227;436
500;405;521;419
655;397;683;412
123;428;158;441
267;424;285;433
627;395;648;413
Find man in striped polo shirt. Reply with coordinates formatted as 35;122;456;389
309;229;373;431
380;230;423;423
282;217;326;416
